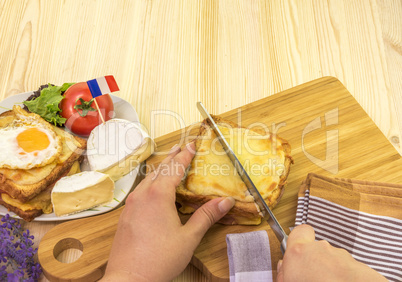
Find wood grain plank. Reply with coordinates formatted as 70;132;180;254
1;1;400;153
377;0;402;152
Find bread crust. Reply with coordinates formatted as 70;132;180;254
0;197;42;222
176;115;293;225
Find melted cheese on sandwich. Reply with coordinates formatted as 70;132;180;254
1;189;53;213
185;125;286;204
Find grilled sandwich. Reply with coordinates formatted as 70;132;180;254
0;106;86;221
176;115;293;225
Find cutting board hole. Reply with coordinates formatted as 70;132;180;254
53;238;83;263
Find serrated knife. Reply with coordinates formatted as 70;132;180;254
197;102;288;254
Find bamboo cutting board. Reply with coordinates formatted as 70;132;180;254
38;77;402;281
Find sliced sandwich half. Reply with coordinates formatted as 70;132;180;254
176;115;293;225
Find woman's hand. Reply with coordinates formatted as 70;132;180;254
276;224;387;282
102;143;235;281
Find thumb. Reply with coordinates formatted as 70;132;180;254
276;260;284;282
184;197;235;237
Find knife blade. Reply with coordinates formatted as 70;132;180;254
197;102;288;253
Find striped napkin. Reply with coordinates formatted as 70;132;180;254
295;173;402;282
226;231;273;282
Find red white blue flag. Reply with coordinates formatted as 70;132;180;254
87;75;119;98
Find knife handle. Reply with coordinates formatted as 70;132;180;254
38;206;124;282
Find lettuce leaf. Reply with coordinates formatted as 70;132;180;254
23;83;74;126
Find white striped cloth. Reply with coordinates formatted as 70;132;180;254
226;231;273;282
296;174;402;282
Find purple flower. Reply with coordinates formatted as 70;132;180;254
0;214;42;281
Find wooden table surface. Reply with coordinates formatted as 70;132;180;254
0;1;400;281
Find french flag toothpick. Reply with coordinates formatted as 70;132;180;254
87;75;119;98
86;75;119;124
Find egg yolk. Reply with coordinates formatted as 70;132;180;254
16;128;50;153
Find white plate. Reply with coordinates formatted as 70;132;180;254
0;92;140;221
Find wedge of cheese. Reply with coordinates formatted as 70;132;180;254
86;119;155;181
51;171;115;217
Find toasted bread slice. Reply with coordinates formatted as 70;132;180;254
176;115;293;225
0;183;54;222
0;198;42;222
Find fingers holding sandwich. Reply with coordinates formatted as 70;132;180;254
185;196;235;239
152;142;196;189
136;142;193;190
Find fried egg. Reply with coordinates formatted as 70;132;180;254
0;106;62;169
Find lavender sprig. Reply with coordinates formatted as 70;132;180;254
0;214;42;281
